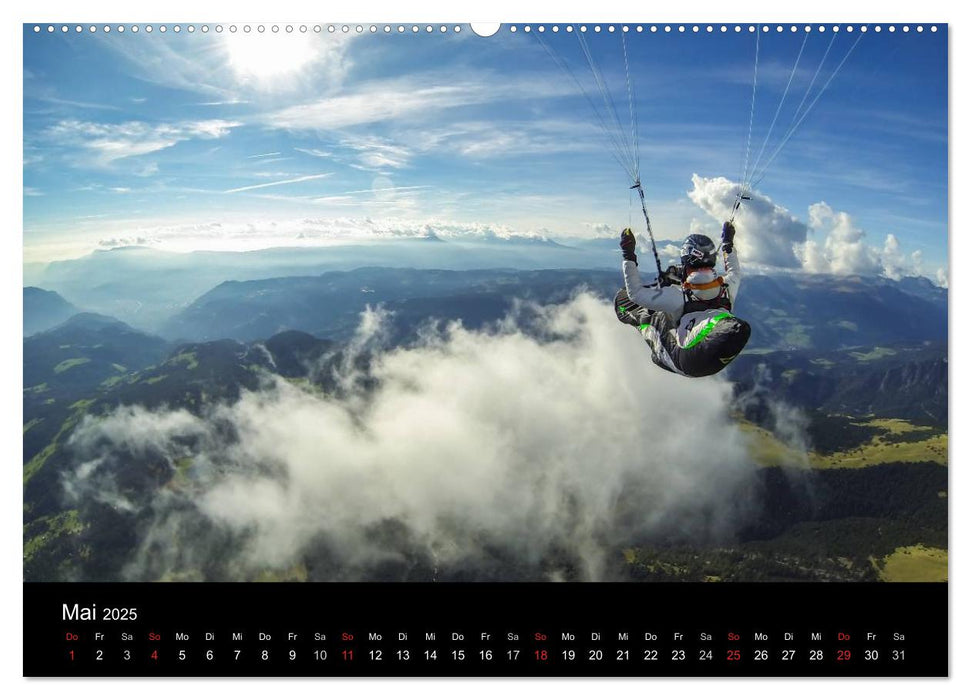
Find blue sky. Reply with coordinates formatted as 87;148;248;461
23;23;947;280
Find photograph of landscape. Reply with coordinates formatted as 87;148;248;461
23;23;946;583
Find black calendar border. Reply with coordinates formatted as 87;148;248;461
24;581;948;677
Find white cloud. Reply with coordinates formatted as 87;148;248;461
688;174;806;268
45;119;240;168
80;215;565;255
67;296;763;581
881;234;909;281
262;73;573;132
296;138;412;172
358;151;407;170
414;120;599;160
803;202;876;274
70;406;207;457
688;175;936;283
223;173;333;194
295;147;333;159
97;235;161;248
659;243;681;260
798;202;924;279
343;136;413;171
266;83;478;131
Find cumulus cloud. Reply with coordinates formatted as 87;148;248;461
689;175;936;283
799;202;880;275
798;202;932;280
880;234;915;281
688;175;806;268
65;296;764;582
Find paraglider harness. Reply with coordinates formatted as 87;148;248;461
631;263;748;378
658;265;733;315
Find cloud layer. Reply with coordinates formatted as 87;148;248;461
65;295;762;581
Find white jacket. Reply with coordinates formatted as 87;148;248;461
622;249;741;347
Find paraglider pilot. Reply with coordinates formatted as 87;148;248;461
614;222;751;377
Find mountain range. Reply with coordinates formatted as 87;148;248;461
23;312;947;582
22;259;948;583
154;267;946;353
23;287;79;336
26;240;618;329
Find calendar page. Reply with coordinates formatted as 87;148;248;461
22;17;948;678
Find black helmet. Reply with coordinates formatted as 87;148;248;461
680;234;717;269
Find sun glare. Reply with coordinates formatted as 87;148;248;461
223;32;318;82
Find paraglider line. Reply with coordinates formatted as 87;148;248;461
631;180;664;279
